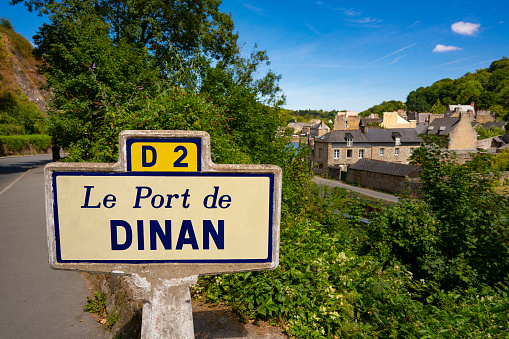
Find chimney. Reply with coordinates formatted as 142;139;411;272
347;115;360;130
460;111;469;120
360;124;368;135
334;113;347;130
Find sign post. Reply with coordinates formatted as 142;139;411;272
44;130;282;338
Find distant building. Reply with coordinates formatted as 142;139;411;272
346;159;422;193
311;112;422;177
381;112;416;129
425;111;477;151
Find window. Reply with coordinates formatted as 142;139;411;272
334;149;340;159
395;137;401;146
359;149;364;158
347;149;353;158
395;148;400;156
410;148;414;154
346;138;353;147
380;148;384;156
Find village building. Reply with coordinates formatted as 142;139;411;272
346;159;422;193
288;119;330;138
312;112;422;178
425;111;478;151
380;112;417;129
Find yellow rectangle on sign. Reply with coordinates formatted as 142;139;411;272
53;174;273;263
129;141;199;172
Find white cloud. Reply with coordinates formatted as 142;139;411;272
366;43;417;65
305;23;320;35
433;57;471;68
243;3;267;17
349;17;383;25
336;7;362;16
451;21;481;36
433;44;462;52
390;54;407;64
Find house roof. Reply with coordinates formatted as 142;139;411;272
361;118;383;125
349;158;422;177
415;122;428;134
483;121;507;129
427;117;459;135
317;130;370;143
317;128;422;144
365;128;422;143
446;104;475;113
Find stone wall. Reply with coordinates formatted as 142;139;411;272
89;274;143;338
346;170;408;193
448;112;478;150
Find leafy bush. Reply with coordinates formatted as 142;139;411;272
0;134;51;155
0;91;47;135
197;209;509;338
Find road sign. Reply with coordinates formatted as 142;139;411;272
45;130;282;338
44;130;282;276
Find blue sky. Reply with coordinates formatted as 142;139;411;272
2;0;509;112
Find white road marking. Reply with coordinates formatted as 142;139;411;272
0;169;31;196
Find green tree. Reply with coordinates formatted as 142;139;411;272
13;0;286;163
475;124;505;140
366;144;509;290
359;100;406;117
429;98;446;114
406;88;431;112
457;79;483;104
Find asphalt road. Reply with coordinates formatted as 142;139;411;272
0;155;108;338
313;176;400;203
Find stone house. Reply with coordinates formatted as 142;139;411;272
425;111;478;150
288;120;330;137
381;112;417;129
346;159;422;193
312;113;422;176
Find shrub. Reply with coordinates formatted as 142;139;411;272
0;134;51;155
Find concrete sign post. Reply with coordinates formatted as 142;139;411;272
44;130;282;338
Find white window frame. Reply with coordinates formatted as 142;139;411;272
410;148;414;154
334;149;340;159
346;138;353;147
359;149;364;158
395;148;400;156
395;137;401;146
380;148;384;156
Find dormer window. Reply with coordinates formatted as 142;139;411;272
345;133;353;146
392;132;401;146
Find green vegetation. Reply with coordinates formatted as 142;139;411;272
475;124;506;140
288;109;339;122
0;134;51;156
0;16;49;155
84;291;107;315
405;57;509;114
11;1;509;337
359;100;406;117
196;145;509;338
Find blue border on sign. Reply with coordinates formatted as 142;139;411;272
51;171;274;264
126;138;202;172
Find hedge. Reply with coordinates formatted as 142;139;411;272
0;134;52;156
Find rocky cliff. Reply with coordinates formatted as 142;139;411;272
0;23;48;113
